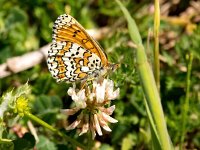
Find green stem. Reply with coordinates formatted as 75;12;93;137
87;131;93;150
179;53;193;150
153;0;160;91
0;138;12;144
25;112;86;149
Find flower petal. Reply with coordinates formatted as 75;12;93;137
66;113;84;130
90;122;96;139
70;89;87;108
100;105;116;115
88;93;95;102
79;114;89;136
77;89;86;101
92;80;98;91
96;83;105;103
101;124;112;132
105;79;113;89
79;123;89;136
94;114;102;136
102;112;118;123
107;88;120;100
76;89;86;108
97;114;112;132
66;119;81;130
61;108;80;116
67;87;76;96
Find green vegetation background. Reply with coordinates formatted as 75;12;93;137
0;0;200;149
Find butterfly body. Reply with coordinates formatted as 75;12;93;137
47;14;117;83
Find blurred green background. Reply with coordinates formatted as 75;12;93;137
0;0;200;149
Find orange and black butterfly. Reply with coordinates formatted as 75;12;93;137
47;14;118;83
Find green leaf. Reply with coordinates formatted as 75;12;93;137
0;141;14;150
100;144;114;150
5;7;27;30
144;99;162;149
111;124;129;143
35;135;56;150
33;95;62;124
121;134;136;150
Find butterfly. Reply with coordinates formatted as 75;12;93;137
47;14;118;83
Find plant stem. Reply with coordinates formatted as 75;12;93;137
0;138;12;144
179;53;193;150
153;0;160;91
87;131;93;150
25;112;86;149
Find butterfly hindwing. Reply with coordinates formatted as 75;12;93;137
47;41;102;82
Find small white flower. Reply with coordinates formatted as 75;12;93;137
62;78;120;138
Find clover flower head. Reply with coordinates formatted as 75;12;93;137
61;78;119;139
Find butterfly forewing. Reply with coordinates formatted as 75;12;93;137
52;14;108;63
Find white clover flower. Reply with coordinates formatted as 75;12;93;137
61;78;120;139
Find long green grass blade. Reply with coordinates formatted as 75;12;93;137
115;0;173;149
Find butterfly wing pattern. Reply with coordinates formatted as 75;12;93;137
47;14;114;83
